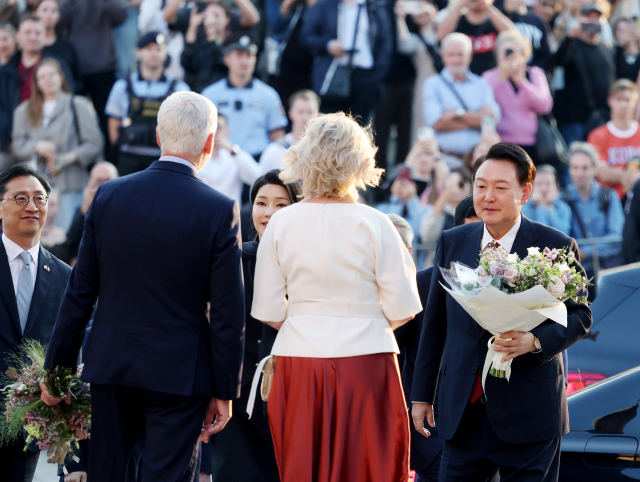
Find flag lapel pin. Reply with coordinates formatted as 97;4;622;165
44;265;50;272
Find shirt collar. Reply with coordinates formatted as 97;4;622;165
159;155;198;175
137;71;168;83
442;67;470;83
2;233;40;263
481;214;522;253
226;78;254;89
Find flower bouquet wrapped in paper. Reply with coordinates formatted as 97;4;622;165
440;245;589;391
0;340;90;466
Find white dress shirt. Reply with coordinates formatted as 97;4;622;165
2;234;39;294
199;148;263;204
338;0;374;69
158;155;198;176
481;215;522;253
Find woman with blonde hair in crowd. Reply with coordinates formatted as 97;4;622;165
482;30;553;165
251;112;422;482
12;58;102;229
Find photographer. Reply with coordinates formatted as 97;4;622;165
551;3;614;146
614;17;640;82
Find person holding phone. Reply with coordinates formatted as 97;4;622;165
482;30;553;164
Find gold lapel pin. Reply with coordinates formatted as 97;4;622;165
44;265;50;272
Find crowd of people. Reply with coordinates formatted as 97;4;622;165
0;0;636;480
0;0;639;291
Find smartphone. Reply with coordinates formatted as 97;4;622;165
505;48;514;58
581;22;602;35
398;167;412;181
417;126;435;141
402;0;423;15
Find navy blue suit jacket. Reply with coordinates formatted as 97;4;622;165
300;0;393;94
395;267;444;472
44;161;245;400
411;216;593;444
0;243;71;385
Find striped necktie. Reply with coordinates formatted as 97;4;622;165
16;251;34;334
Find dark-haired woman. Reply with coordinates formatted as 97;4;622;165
200;169;301;482
12;58;102;230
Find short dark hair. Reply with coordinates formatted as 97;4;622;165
454;195;477;227
19;13;43;27
472;142;536;186
0;164;51;198
250;169;302;207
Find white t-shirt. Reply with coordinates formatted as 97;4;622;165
42;100;57;128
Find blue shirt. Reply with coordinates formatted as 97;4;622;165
201;78;288;156
376;196;432;243
422;68;501;155
521;199;572;235
105;72;191;120
564;183;624;267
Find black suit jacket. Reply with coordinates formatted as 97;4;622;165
44;161;246;400
0;243;71;385
412;216;593;444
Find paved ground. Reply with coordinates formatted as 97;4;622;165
33;453;58;482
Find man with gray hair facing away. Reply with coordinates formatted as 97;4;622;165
41;91;246;482
422;33;501;162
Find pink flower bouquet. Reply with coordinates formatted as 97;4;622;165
0;340;90;466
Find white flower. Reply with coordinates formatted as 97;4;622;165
547;278;565;299
527;247;541;257
557;262;570;273
506;253;518;263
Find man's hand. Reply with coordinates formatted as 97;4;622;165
328;40;346;57
40;382;71;406
411;402;434;438
64;472;87;482
492;331;536;362
199;398;232;442
199;472;211;482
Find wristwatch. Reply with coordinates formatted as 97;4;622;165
455;108;465;118
532;336;542;353
230;145;240;156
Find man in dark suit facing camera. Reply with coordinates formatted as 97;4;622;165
411;143;593;482
41;91;246;482
0;164;71;482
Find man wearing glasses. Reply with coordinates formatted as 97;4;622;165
0;164;71;482
201;32;288;162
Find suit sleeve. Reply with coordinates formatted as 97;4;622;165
208;201;246;401
411;233;448;404
44;187;102;371
530;237;593;361
300;2;333;56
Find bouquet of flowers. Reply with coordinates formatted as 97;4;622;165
440;245;589;392
0;340;90;465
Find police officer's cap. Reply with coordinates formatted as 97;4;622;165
137;31;166;49
224;32;259;56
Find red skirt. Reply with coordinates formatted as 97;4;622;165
267;353;410;482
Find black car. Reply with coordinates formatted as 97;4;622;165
560;366;640;481
566;263;640;394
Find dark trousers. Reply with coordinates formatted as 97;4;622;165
439;401;561;482
374;81;414;172
88;384;209;482
321;68;378;126
0;439;39;482
80;71;117;158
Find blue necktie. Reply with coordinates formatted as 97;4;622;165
17;251;34;334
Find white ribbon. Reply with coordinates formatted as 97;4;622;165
481;336;513;396
246;355;274;419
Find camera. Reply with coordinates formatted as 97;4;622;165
581;22;602;35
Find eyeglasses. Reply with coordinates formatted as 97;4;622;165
2;194;49;206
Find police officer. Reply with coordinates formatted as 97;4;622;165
105;31;191;176
201;32;288;160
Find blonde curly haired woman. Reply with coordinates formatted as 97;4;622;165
251;112;422;482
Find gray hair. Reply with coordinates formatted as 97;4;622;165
387;214;414;249
441;33;473;56
157;92;218;158
569;142;599;167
